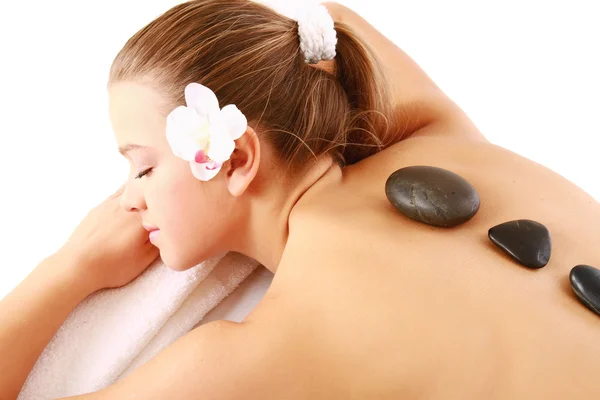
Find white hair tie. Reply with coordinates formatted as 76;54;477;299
295;4;338;64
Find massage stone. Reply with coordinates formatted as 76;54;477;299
488;219;551;269
570;265;600;317
385;165;480;228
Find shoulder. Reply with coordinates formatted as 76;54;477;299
344;134;495;186
61;320;281;399
286;135;501;245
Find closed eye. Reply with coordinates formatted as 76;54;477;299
135;168;153;179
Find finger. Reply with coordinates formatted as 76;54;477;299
109;182;128;200
144;244;161;265
145;237;160;253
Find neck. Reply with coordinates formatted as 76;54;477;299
234;156;337;273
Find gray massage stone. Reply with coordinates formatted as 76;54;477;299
570;265;600;317
385;166;480;228
488;219;552;269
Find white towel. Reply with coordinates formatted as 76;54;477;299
18;252;258;400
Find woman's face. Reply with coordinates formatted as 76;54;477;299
109;81;235;270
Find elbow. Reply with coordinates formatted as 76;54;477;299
402;96;487;142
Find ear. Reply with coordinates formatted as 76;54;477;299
226;126;261;197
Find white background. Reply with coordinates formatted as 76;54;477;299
0;0;598;298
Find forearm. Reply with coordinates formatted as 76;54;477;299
0;252;96;400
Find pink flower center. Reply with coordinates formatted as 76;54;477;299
194;150;208;163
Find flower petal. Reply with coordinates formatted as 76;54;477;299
206;112;235;163
184;83;220;119
220;104;247;140
166;106;204;161
189;161;221;181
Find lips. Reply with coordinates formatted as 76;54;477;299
142;223;161;245
142;223;159;233
148;230;161;244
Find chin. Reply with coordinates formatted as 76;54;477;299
165;262;191;272
160;240;223;272
159;249;197;271
160;250;207;271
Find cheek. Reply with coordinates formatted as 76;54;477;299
162;193;227;270
149;164;204;230
147;162;228;269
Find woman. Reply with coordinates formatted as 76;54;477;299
2;1;599;398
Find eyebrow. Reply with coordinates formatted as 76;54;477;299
118;144;150;156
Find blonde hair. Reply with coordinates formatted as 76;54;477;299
109;0;402;170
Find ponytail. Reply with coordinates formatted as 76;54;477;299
333;21;401;165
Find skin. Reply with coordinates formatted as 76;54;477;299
104;85;600;400
0;186;158;399
110;81;295;272
1;3;598;399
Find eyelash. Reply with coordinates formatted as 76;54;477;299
135;168;153;179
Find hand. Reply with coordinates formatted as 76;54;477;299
58;183;159;291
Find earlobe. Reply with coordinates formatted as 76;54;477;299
226;126;260;197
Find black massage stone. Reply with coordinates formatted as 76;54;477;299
488;219;551;269
570;265;600;317
385;166;480;228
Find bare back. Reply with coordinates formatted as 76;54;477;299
249;135;600;399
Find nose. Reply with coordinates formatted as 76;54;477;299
120;181;147;212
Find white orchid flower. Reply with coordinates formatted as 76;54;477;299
166;83;247;181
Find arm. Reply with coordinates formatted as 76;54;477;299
61;321;269;399
324;2;486;140
0;253;96;400
0;184;158;399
